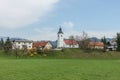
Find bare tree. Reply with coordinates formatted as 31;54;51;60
12;40;22;58
75;31;90;50
69;35;75;48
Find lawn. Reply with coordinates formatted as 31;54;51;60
0;59;120;80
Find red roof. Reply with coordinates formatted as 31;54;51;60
64;39;78;45
33;41;48;47
89;42;104;46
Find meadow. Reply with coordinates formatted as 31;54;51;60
0;59;120;80
0;49;120;80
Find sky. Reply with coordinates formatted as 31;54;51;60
0;0;120;40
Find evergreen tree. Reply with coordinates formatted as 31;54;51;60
116;33;120;51
4;37;12;55
0;39;1;49
101;36;107;51
101;36;107;45
0;38;4;49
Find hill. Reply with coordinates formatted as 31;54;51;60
89;37;113;42
0;36;27;42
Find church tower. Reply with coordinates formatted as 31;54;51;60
57;27;64;48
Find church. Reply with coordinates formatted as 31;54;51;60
57;27;79;48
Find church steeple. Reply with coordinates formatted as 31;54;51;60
57;26;64;48
58;26;63;34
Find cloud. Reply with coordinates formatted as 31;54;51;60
27;21;117;41
30;22;77;40
61;22;117;38
29;28;57;40
0;0;59;28
87;31;116;38
61;21;81;38
62;21;75;33
27;27;117;41
62;21;74;29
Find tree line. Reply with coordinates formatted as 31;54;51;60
0;37;47;58
0;37;12;55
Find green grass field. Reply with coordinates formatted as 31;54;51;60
0;49;120;80
0;59;120;80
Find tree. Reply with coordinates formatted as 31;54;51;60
75;31;90;50
0;40;1;50
101;36;107;51
0;38;4;50
69;35;75;48
4;37;12;55
1;38;4;48
116;33;120;51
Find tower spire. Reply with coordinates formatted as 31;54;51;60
58;26;63;34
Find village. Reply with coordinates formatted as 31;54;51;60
1;0;120;80
9;27;117;52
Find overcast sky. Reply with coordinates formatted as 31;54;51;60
0;0;120;40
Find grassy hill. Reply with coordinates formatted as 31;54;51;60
46;48;120;59
0;48;120;59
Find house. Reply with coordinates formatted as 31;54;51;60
107;40;117;51
33;41;52;50
88;42;104;49
57;27;79;48
12;40;33;49
50;41;57;49
64;39;79;48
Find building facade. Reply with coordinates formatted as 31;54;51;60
88;42;104;49
12;40;33;49
33;41;52;50
64;39;79;48
57;27;79;48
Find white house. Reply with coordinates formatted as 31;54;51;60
12;40;33;49
57;27;79;48
107;40;117;51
